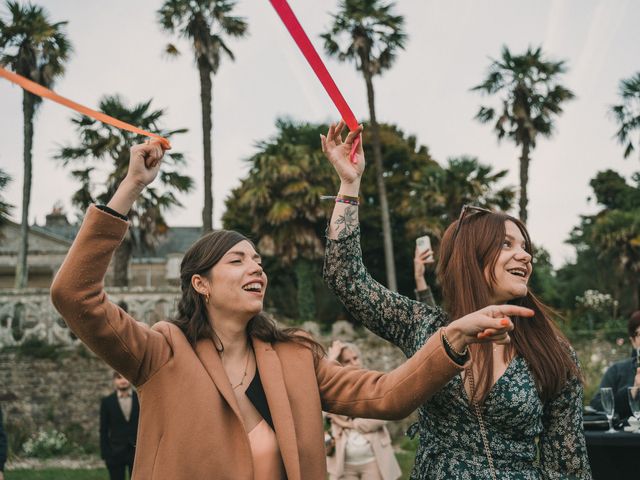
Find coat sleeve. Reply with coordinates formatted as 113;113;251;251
324;226;443;356
99;397;111;460
316;328;467;420
50;205;173;386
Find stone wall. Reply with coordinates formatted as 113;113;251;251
0;320;416;455
0;346;113;453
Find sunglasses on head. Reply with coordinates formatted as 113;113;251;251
451;204;493;243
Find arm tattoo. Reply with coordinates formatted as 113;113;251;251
334;206;358;239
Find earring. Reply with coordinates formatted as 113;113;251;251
205;293;210;304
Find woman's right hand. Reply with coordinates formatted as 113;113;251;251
445;305;535;353
125;140;168;189
320;121;365;186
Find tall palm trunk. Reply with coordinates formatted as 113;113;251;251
15;91;36;289
198;60;214;232
295;258;315;322
113;237;133;287
362;63;397;291
519;142;530;224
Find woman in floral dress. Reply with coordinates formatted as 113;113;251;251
320;122;591;480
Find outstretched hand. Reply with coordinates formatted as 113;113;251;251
320;121;364;185
446;304;535;352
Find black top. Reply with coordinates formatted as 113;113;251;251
590;351;638;419
246;368;274;431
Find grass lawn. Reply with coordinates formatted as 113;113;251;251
8;469;110;480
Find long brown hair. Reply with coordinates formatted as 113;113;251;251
437;211;581;403
172;229;323;356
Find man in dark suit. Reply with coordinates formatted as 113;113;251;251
100;371;139;480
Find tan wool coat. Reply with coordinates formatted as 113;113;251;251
50;205;469;480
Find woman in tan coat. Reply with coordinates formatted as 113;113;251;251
326;341;402;480
50;140;533;480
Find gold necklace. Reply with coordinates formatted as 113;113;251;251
230;347;252;390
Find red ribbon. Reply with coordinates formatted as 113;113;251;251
269;0;360;160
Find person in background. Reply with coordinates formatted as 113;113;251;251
100;371;139;480
326;340;401;480
590;310;640;419
0;405;7;480
414;245;436;307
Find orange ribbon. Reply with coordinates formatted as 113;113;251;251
0;67;171;149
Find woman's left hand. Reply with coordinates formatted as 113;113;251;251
321;121;364;186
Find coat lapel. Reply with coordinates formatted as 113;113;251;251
194;338;243;422
253;337;301;480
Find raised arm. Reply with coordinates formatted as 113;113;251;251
539;352;592;479
50;141;173;386
321;122;439;354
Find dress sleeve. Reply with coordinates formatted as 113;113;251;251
323;226;445;355
539;351;592;479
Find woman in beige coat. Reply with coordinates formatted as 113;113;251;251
50;139;532;480
326;341;402;480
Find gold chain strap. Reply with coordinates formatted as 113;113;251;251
466;368;498;480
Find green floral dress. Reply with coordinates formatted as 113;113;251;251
323;227;591;480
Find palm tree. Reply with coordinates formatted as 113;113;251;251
472;45;574;224
611;72;640;159
158;0;248;233
0;1;71;288
55;95;194;286
322;0;406;291
403;156;515;240
224;120;337;321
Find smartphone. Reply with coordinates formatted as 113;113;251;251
416;235;431;253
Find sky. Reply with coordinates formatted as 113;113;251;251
0;0;638;268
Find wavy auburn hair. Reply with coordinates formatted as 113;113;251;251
171;229;322;356
437;211;581;403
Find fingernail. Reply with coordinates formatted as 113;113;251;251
500;318;510;327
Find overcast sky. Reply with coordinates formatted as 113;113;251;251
1;0;638;267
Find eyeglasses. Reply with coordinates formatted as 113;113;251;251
451;204;493;243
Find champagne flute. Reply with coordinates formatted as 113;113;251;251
600;387;616;433
628;387;640;433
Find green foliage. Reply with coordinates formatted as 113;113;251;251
560;169;640;313
15;338;67;361
610;71;640;159
321;0;406;77
0;168;13;222
22;429;79;458
0;1;72;98
157;0;248;75
472;45;574;149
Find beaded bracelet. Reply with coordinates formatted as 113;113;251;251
335;197;359;206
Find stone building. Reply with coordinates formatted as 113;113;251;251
0;206;202;289
0;207;201;348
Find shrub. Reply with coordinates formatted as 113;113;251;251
22;429;78;458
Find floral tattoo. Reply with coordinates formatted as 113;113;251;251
334;206;358;239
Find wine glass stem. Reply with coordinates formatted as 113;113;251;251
607;416;614;432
